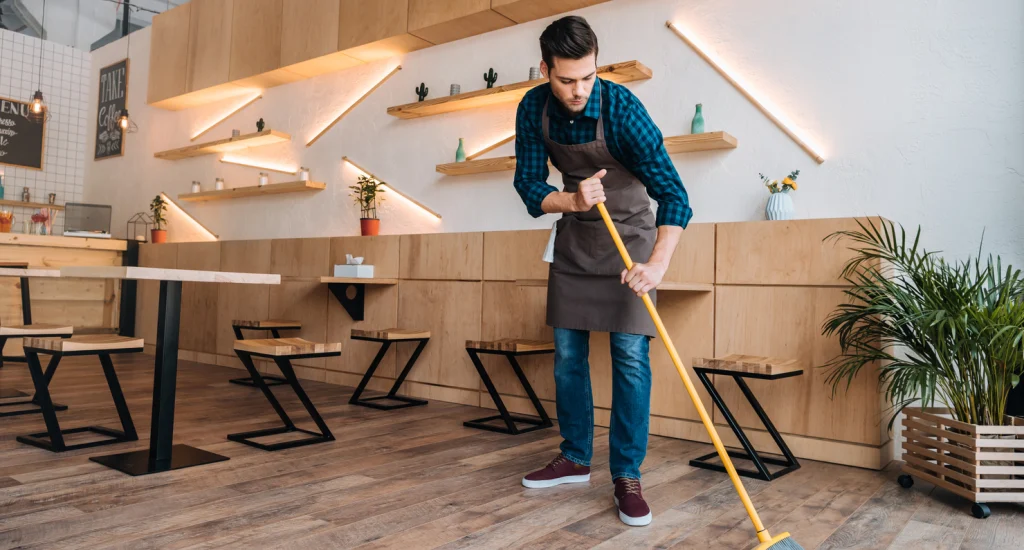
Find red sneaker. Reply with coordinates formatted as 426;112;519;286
521;454;591;488
614;477;652;526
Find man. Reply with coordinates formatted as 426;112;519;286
514;16;692;527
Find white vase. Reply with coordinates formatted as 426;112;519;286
765;192;795;220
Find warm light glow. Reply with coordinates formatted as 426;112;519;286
119;115;129;130
343;157;442;220
160;193;218;241
219;156;298;175
666;21;825;163
466;132;516;161
306;65;402;147
191;93;263;141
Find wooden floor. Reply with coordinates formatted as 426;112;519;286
0;355;1021;549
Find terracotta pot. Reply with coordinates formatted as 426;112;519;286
360;218;380;236
151;229;168;243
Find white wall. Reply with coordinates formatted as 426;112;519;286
0;28;89;234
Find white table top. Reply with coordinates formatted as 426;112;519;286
0;267;61;278
60;266;281;284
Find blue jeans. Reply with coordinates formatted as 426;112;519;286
553;327;651;480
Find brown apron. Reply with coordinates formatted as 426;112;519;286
544;90;657;337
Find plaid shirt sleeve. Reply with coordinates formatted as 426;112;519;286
513;95;557;218
618;99;693;228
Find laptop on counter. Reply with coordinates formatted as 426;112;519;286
63;203;113;239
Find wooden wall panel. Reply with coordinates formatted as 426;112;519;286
491;0;610;23
186;0;235;93
147;2;192;105
324;284;399;378
271;238;330;278
229;0;306;87
408;0;514;45
397;280;482;390
338;0;431;62
268;239;330;367
281;0;342;68
479;282;553;400
716;218;869;286
137;244;178;346
329;235;401;279
400;233;483;280
216;240;272;357
482;229;549;281
176;242;221;355
663;222;715;284
714;285;883;445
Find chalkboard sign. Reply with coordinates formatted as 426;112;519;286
95;59;129;160
0;96;46;170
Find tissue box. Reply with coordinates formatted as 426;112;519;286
333;264;374;278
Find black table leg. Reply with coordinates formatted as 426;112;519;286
90;280;229;476
21;276;32;325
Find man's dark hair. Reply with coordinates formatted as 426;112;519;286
540;16;599;70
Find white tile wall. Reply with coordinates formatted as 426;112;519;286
0;29;90;235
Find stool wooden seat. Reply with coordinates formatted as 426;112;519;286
0;324;74;336
689;355;804;481
464;338;554;435
228;320;302;387
229;338;340;451
23;335;144;353
348;328;431;410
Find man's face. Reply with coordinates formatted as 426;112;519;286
541;53;597;115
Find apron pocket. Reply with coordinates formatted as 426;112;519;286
553;216;654;276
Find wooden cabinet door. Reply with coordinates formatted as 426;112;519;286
186;0;234;92
147;3;192;105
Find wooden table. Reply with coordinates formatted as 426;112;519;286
59;266;280;476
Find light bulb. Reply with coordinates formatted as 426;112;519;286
30;90;44;114
119;115;129;130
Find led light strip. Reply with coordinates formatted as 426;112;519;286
307;65;403;147
466;133;516;161
343;157;442;220
160;193;219;240
666;21;825;164
219;156;298;175
190;93;263;142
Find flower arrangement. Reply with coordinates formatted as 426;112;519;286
760;170;800;194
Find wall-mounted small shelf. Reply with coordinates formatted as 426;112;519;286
178;181;325;202
437;132;737;176
0;199;65;211
154;129;291;160
388;60;652;120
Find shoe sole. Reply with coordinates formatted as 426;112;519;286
521;473;591;489
613;496;653;527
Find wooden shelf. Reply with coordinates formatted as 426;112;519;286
516;279;712;292
388;60;652;120
320;276;399;285
437;132;737;176
178;181;325;202
0;199;65;211
154;129;291;160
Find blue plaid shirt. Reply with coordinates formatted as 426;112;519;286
513;78;692;228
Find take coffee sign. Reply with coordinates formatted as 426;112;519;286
96;59;129;160
0;96;46;170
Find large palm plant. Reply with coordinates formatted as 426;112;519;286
822;218;1024;429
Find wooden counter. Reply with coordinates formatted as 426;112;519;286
141;218;890;470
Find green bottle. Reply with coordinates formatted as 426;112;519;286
456;138;466;162
691;103;704;134
0;174;5;200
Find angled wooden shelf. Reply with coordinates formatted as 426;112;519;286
389;60;652;120
0;199;65;211
155;129;291;160
437;132;737;176
178;181;325;202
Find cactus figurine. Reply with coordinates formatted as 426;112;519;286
415;83;429;101
456;138;466;162
483;68;498;88
256;117;265;132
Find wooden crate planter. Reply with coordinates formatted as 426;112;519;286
900;407;1024;518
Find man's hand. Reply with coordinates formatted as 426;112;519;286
621;261;666;297
572;169;607;212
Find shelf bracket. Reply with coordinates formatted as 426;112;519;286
328;282;365;321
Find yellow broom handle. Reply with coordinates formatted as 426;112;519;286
596;203;771;542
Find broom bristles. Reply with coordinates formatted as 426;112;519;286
755;534;805;550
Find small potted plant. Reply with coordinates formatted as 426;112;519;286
760;169;800;220
150;194;168;243
349;175;386;236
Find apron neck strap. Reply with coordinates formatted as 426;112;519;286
541;84;605;141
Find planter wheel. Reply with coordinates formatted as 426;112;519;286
897;474;913;489
971;503;991;519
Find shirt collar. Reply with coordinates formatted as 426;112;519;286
547;77;602;121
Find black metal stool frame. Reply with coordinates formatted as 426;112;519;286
16;346;140;453
229;348;338;451
228;325;296;387
349;335;429;410
0;334;73;417
464;347;554;435
0;272;34;368
689;367;801;481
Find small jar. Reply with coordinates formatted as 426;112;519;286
22;187;30;202
258;172;269;187
450;84;461;96
529;67;541;80
191;181;201;193
215;177;225;191
231;129;240;137
48;193;56;204
298;167;310;181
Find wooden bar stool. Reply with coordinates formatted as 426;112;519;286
228;319;301;387
689;355;803;481
0;324;74;418
16;335;142;453
349;328;430;410
229;338;339;451
464;339;554;435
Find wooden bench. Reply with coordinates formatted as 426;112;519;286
228;319;303;387
464;338;555;435
689;354;805;481
229;338;341;451
16;336;143;453
348;328;431;410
